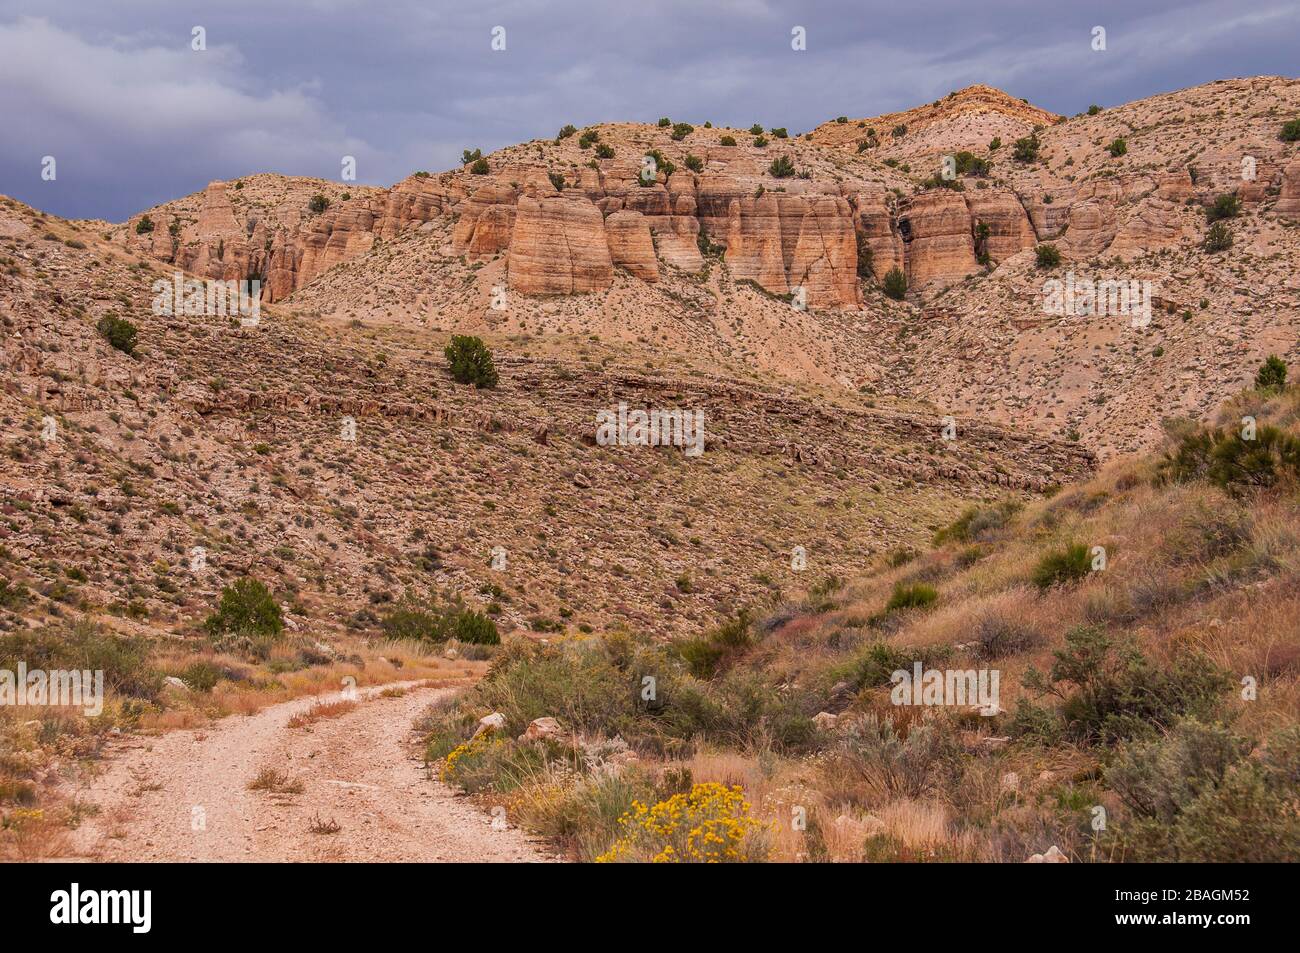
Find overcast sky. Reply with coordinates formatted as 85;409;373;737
2;0;1296;221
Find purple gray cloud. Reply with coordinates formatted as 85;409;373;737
1;0;1296;220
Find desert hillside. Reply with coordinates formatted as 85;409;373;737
1;73;1298;867
1;193;1089;649
106;77;1300;459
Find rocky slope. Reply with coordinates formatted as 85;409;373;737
1;195;1090;647
103;77;1300;460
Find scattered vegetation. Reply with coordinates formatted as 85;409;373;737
96;314;137;355
1035;243;1061;269
204;577;284;643
1204;221;1233;252
1012;133;1040;163
444;335;499;388
1205;193;1240;223
882;266;907;300
767;156;795;178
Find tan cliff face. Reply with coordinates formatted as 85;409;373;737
115;79;1284;311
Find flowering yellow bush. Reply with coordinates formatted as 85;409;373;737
440;732;503;782
597;783;767;863
1;808;45;831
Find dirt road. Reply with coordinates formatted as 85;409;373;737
64;683;552;862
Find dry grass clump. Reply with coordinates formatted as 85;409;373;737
286;699;358;728
247;767;305;794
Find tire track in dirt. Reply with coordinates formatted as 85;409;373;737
63;683;553;862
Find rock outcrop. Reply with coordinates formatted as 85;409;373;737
604;210;659;281
1279;158;1300;220
507;195;614;294
899;191;979;290
852;188;904;281
966;189;1036;263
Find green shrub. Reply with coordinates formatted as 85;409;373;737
678;636;726;680
719;135;737;146
1012;133;1040;162
470;157;490;174
678;611;753;679
642;149;675;180
953;151;989;176
1031;542;1091;589
752;136;768;148
556;124;577;140
548;172;565;191
204;577;283;639
1255;355;1287;392
748;124;764;135
670;122;694;141
1106;720;1300;861
451;609;499;645
1160;424;1300;495
97;314;137;355
834;713;962;798
0;578;30;609
1018;626;1229;743
833;642;950;690
594;144;614;160
523;765;659;861
1087;104;1102;115
179;660;224;692
135;215;154;234
308;194;330;214
461;148;483;164
578;130;599;149
885;582;938;612
657;117;671;127
1205;192;1240;223
933;501;1021;545
682;154;703;173
444;334;499;388
1203;221;1232;252
381;603;449;642
767;156;795;178
1106;137;1127;157
1279;118;1300;142
1035;243;1061;269
0;619;162;700
882;266;907;300
769;127;788;139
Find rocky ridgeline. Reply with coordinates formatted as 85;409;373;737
113;78;1300;318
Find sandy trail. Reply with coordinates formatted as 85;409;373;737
63;683;552;862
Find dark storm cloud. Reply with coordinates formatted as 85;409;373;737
0;0;1295;220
